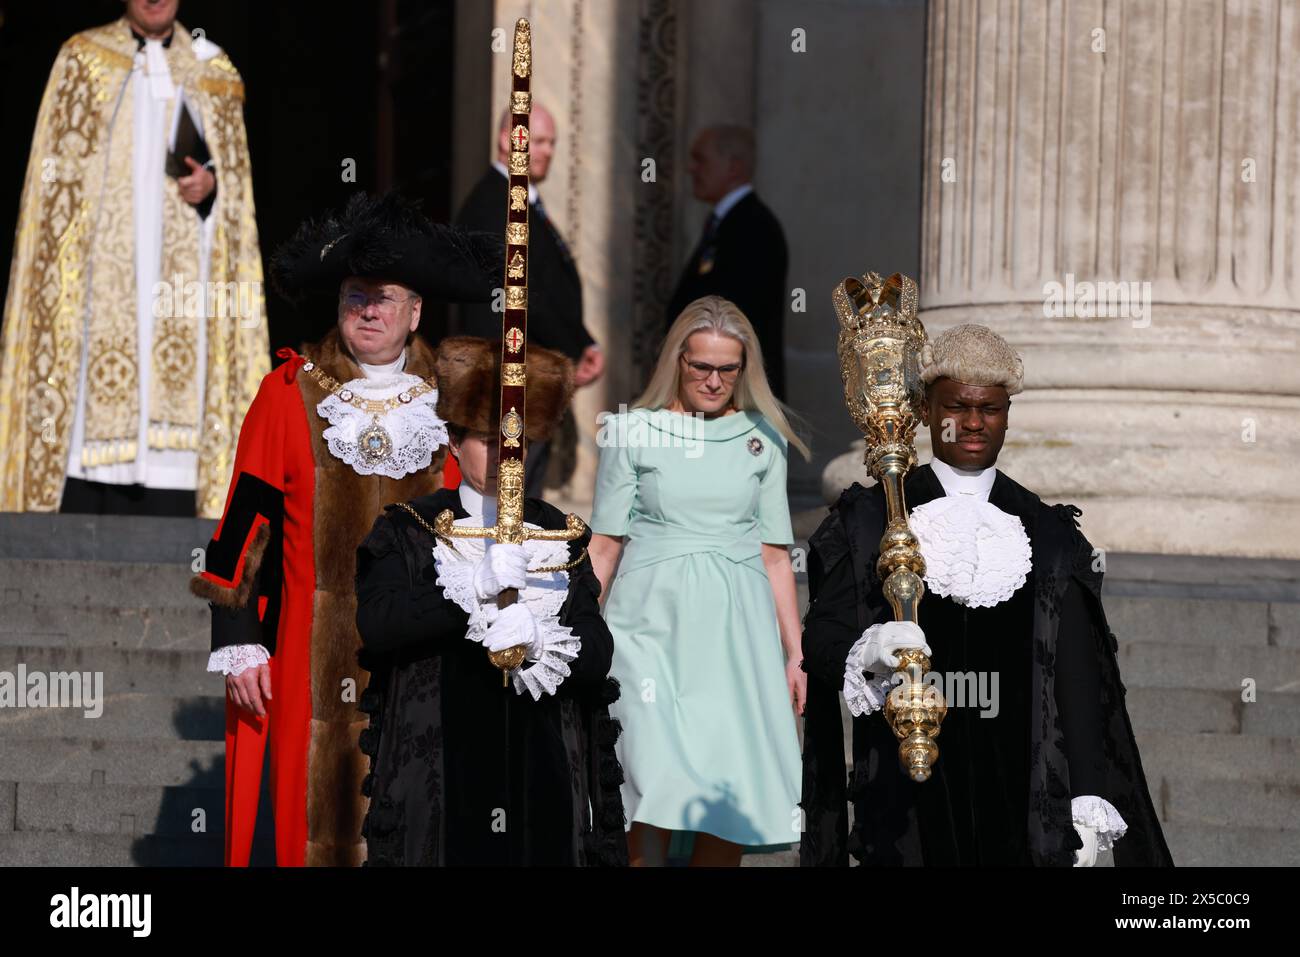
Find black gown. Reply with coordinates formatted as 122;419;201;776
800;465;1173;867
354;487;628;866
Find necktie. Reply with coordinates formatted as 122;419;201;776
702;212;720;244
533;196;574;265
695;213;720;275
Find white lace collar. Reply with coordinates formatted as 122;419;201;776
910;458;1032;607
315;351;447;478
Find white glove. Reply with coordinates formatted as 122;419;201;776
482;602;541;656
472;542;530;600
857;620;931;675
1073;822;1099;867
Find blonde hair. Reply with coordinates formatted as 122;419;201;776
635;295;810;460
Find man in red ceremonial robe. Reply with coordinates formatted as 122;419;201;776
189;193;499;865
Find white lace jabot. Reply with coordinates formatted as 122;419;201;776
316;350;448;479
909;459;1032;608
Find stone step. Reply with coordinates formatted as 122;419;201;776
0;603;210;651
0;645;216;698
740;846;799;867
1134;731;1300;785
1161;822;1300;867
1160;776;1300;831
1105;595;1274;648
1115;640;1300;692
1124;687;1243;735
0;831;273;866
1242;696;1300;738
1;737;225;788
13;781;272;839
0;693;224;740
0;558;199;609
1100;552;1300;604
0;512;215;564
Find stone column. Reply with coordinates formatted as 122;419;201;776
914;0;1300;558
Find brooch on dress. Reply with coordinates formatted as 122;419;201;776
747;436;764;456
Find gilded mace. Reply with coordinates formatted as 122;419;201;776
832;271;946;782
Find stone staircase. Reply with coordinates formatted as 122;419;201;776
0;512;273;865
1095;556;1300;865
1;511;1296;865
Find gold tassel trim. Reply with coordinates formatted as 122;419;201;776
81;439;138;468
148;422;201;452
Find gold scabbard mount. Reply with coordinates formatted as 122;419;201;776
833;270;945;782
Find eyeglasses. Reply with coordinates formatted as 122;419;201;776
339;290;415;316
680;354;744;383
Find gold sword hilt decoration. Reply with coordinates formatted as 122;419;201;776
434;18;586;687
832;271;946;782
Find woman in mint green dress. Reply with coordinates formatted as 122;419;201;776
588;295;810;867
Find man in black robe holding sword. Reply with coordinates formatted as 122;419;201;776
353;19;627;867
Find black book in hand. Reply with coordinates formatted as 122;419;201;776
166;101;211;178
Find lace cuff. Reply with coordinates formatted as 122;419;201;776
1071;795;1128;852
434;542;481;615
842;634;896;717
510;618;582;701
208;643;270;677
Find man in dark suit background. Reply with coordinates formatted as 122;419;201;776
667;125;789;400
456;103;603;495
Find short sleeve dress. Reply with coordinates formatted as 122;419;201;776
589;407;802;846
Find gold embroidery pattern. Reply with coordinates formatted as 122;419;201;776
197;49;270;518
0;35;109;508
148;38;205;453
0;20;268;514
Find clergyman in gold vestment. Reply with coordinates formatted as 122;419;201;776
0;2;268;518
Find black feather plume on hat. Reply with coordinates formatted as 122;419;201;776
270;192;502;304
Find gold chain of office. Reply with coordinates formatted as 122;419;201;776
301;360;436;414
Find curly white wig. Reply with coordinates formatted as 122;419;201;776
918;323;1024;396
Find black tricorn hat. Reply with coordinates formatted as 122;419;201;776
270;192;502;303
